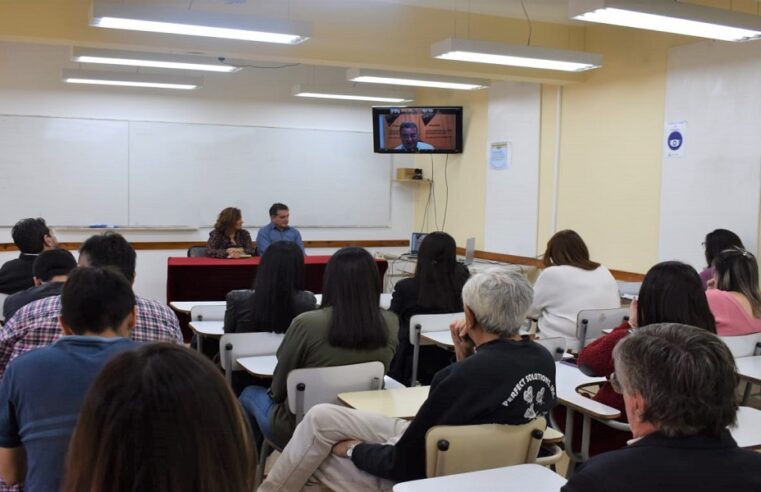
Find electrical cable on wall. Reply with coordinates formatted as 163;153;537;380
430;155;439;230
441;154;450;230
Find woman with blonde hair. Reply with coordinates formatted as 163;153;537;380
707;247;761;336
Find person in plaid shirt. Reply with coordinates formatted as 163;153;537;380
0;232;182;378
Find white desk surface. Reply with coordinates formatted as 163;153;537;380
188;320;224;337
314;293;392;310
393;464;566;492
736;356;761;384
555;361;620;420
732;406;761;450
338;386;430;420
420;330;453;348
238;355;278;377
169;301;225;313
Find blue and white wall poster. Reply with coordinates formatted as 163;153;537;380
665;121;687;158
489;141;510;170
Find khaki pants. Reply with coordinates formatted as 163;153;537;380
259;403;410;492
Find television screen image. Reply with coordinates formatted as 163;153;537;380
373;106;463;154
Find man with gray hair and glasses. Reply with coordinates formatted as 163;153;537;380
258;269;556;491
562;323;761;492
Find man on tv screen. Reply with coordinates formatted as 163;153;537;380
394;121;434;152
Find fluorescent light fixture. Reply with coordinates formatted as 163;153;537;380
72;47;240;73
292;84;412;103
62;69;202;90
432;38;602;72
90;2;310;44
570;0;761;42
347;68;488;91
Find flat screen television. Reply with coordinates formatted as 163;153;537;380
373;106;463;154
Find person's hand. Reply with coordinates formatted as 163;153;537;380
706;277;717;290
449;319;474;361
628;297;638;328
226;248;243;258
332;439;362;458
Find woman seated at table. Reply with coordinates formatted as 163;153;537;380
206;207;256;258
239;247;399;448
387;231;469;386
528;230;620;350
572;261;716;455
706;247;761;336
699;228;744;289
224;241;316;334
563;324;761;492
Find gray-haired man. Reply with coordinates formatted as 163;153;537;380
260;268;557;492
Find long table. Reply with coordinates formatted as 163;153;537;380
166;255;388;340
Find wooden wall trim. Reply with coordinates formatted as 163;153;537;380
0;240;645;280
0;239;410;252
456;247;645;282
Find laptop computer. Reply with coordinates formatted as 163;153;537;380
408;232;428;257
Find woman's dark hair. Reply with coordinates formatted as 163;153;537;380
713;247;761;318
214;207;242;234
62;344;255;492
542;230;600;271
321;247;387;350
414;232;468;310
637;261;716;333
704;229;744;267
252;241;306;333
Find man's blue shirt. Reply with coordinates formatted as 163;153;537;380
255;222;305;255
0;336;138;491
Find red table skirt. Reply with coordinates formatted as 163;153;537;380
166;255;388;340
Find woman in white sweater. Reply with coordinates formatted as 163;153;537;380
529;230;620;350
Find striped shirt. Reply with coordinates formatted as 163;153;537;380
0;294;182;378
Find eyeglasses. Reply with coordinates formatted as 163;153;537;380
609;372;623;394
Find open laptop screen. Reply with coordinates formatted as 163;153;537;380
410;232;428;255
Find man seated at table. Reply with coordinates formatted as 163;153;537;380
255;203;304;255
0;232;182;376
259;269;556;491
562;323;761;492
3;248;76;321
0;267;139;491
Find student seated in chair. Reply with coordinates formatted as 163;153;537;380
562;323;761;492
0;232;182;377
3;248;76;321
0;218;58;295
258;269;556;491
0;267;139;491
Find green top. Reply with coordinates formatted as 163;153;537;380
268;307;399;446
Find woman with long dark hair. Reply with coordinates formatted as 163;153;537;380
239;247;398;447
528;230;620;350
700;229;744;289
707;247;761;335
573;261;716;455
206;207;256;258
62;344;255;492
388;231;469;385
224;241;316;334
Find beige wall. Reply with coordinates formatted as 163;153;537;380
415;26;693;274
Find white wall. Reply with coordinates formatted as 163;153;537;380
0;41;415;300
659;40;761;268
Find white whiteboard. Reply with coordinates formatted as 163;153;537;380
0;116;392;227
0;116;129;225
659;41;761;268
